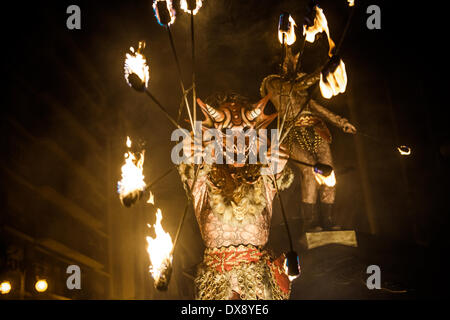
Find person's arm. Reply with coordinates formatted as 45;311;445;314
309;99;357;134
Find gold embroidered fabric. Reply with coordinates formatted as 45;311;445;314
195;244;290;300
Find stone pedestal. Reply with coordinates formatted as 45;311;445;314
300;230;358;250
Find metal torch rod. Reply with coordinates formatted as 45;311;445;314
278;32;286;131
294;31;307;74
166;26;194;130
171;163;200;255
273;172;294;253
191;11;197;124
335;3;356;55
171;202;189;255
144;167;175;193
144;88;184;131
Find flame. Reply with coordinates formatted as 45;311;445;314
314;169;336;187
117;137;146;201
397;146;411;156
153;0;176;26
348;0;355;7
124;42;150;89
147;191;155;204
146;209;174;283
180;0;203;15
320;59;347;99
278;15;297;46
303;6;335;56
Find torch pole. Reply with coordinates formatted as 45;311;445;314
144;167;175;193
335;3;356;55
278;33;286;132
166;26;194;130
171;202;189;255
272;170;294;253
295;31;307;75
191;11;197;125
144;88;184;131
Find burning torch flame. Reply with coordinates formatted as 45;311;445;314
278;15;297;46
320;58;347;99
303;6;335;57
313;169;336;187
146;209;174;287
348;0;355;7
147;191;155;205
180;0;203;15
117;137;146;207
397;146;411;156
124;42;150;89
153;0;176;26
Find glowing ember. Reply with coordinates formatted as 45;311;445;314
153;0;176;26
303;6;335;57
314;169;336;187
180;0;203;15
348;0;355;7
124;41;150;90
397;146;411;156
146;208;174;288
320;58;347;99
278;14;297;46
117;136;146;207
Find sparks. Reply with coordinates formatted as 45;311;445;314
153;0;176;26
117;136;146;207
278;14;297;46
303;5;335;57
146;208;174;288
180;0;203;15
124;41;150;90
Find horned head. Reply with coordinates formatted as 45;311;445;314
197;93;276;130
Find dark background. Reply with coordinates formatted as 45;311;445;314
0;0;448;299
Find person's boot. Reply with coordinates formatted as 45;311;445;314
320;203;341;231
301;202;323;233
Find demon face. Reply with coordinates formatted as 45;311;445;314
196;94;277;167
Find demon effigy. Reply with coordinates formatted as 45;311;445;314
260;49;356;235
178;93;294;299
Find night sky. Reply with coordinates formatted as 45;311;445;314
1;0;449;299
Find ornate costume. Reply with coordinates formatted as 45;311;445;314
178;93;294;299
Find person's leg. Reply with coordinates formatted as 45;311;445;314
316;142;341;230
290;144;322;233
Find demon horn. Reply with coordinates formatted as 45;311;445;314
246;94;271;121
197;98;225;122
